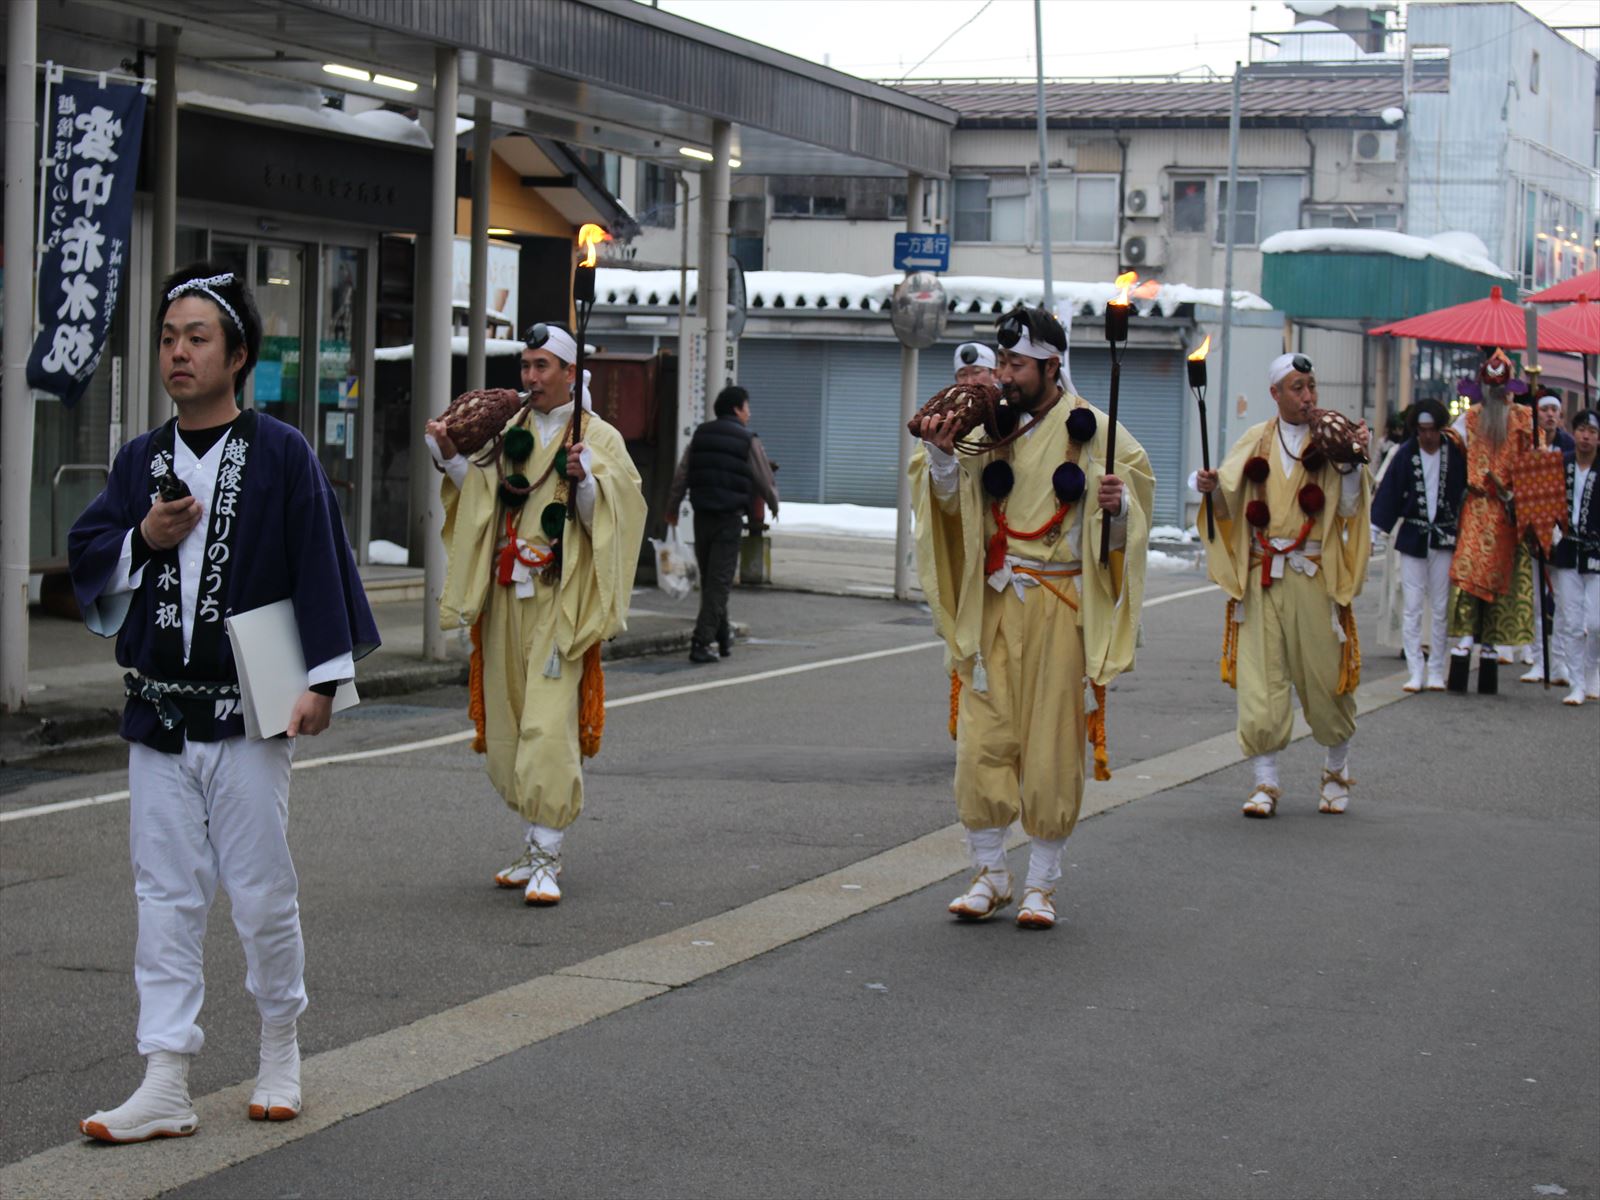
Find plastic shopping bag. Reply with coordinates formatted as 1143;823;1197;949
650;526;697;600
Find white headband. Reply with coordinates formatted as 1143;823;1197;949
528;326;578;365
166;272;245;339
1001;324;1061;363
1268;353;1307;387
1415;411;1437;427
953;342;995;373
1537;395;1561;410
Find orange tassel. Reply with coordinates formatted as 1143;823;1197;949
579;642;605;758
1220;598;1239;689
1336;604;1361;696
468;616;487;754
948;669;961;740
984;526;1008;576
1086;682;1110;781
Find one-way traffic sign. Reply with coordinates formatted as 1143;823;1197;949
894;232;950;273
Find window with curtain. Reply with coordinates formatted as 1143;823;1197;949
1215;176;1303;245
1172;179;1207;233
953;176;1029;242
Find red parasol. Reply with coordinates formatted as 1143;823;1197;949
1538;294;1600;355
1525;270;1600;305
1367;285;1592;353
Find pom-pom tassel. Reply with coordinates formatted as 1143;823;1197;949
971;652;989;694
579;642;605;758
468;616;487;753
544;647;563;679
985;525;1008;576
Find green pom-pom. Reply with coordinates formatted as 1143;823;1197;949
554;447;568;478
498;474;531;509
540;502;567;541
502;427;534;464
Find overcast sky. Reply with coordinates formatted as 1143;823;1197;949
644;0;1596;82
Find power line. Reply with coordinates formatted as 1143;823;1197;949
897;0;996;82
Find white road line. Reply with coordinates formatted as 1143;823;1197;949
1;587;1221;826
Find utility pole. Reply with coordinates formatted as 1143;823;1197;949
1034;0;1054;310
1218;63;1243;454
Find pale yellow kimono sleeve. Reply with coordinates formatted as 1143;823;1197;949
1200;422;1268;602
910;445;983;662
556;418;647;658
438;459;498;631
1080;416;1155;685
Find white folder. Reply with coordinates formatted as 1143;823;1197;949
225;599;360;739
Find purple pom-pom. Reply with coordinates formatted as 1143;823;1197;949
1052;462;1086;504
1065;407;1097;444
981;460;1014;500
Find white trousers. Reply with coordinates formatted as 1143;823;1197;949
1400;550;1452;674
1554;567;1600;686
128;736;304;1056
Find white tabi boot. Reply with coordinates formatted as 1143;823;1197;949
80;1051;198;1144
949;828;1011;920
1403;658;1425;694
1015;837;1064;930
249;1019;301;1121
523;827;563;906
1424;654;1447;691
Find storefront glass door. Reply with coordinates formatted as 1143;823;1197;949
316;245;364;529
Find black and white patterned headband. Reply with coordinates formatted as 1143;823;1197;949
166;272;245;338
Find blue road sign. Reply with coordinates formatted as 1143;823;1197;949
894;232;950;273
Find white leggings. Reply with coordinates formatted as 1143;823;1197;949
128;736;305;1056
1554;567;1600;686
1400;549;1452;671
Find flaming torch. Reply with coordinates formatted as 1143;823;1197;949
1187;335;1215;540
1099;271;1136;565
568;223;612;520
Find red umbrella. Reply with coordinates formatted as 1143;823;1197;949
1367;285;1589;352
1538;294;1600;355
1526;270;1600;305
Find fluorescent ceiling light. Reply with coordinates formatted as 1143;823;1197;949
372;73;418;93
730;159;742;169
322;63;371;82
487;227;514;236
679;146;714;162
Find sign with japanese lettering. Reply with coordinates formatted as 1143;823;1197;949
26;75;147;407
893;231;950;273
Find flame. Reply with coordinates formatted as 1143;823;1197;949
1110;271;1136;307
1188;335;1212;362
1132;278;1161;301
577;223;611;269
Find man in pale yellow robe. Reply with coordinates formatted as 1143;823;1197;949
1196;353;1371;818
911;307;1153;930
426;326;646;905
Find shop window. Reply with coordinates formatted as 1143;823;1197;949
953;176;1027;243
1172;179;1207;234
1045;174;1117;244
1215;176;1302;245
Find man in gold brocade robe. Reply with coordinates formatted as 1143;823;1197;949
427;325;646;907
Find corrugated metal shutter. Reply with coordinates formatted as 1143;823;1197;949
737;339;825;503
822;341;907;505
1068;348;1185;524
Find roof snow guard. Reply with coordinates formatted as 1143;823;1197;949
596;269;1270;320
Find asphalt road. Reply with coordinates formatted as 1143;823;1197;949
3;565;1596;1199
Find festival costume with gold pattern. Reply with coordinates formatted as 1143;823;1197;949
439;404;646;835
1201;418;1371;778
911;391;1153;909
1447;401;1537;647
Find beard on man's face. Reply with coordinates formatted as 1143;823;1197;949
1002;361;1056;411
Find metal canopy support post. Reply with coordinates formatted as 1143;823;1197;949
1033;0;1053;311
702;120;733;408
1;0;38;712
894;172;926;602
468;97;491;391
418;46;457;661
1217;64;1243;455
148;25;178;434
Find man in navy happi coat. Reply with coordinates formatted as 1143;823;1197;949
1371;398;1466;691
67;263;377;1144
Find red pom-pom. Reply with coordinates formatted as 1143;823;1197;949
1298;483;1325;515
1301;448;1327;473
1245;499;1271;528
1243;455;1270;484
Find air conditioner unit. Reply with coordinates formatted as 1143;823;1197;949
1351;130;1398;164
1125;185;1163;219
1121;233;1166;269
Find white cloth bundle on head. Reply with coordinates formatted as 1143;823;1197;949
536;326;578;365
953;342;996;372
1001;313;1076;396
1268;353;1305;388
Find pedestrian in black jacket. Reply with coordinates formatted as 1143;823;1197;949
667;386;780;663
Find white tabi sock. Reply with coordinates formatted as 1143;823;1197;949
528;823;565;856
82;1050;197;1141
250;1018;301;1118
1025;836;1066;893
1251;753;1279;791
965;827;1009;879
1325;739;1351;777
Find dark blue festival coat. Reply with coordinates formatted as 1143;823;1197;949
1370;434;1468;559
68;411;380;751
1552;450;1599;574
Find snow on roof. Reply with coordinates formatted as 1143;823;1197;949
375;337;526;363
594;268;1269;319
180;92;435;148
1260;228;1512;279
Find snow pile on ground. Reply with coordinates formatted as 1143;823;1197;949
375;336;526;362
771;502;900;539
595;269;1270;320
1260;228;1512;280
1146;549;1194;572
368;539;409;566
1150;524;1198;543
180;92;435;148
